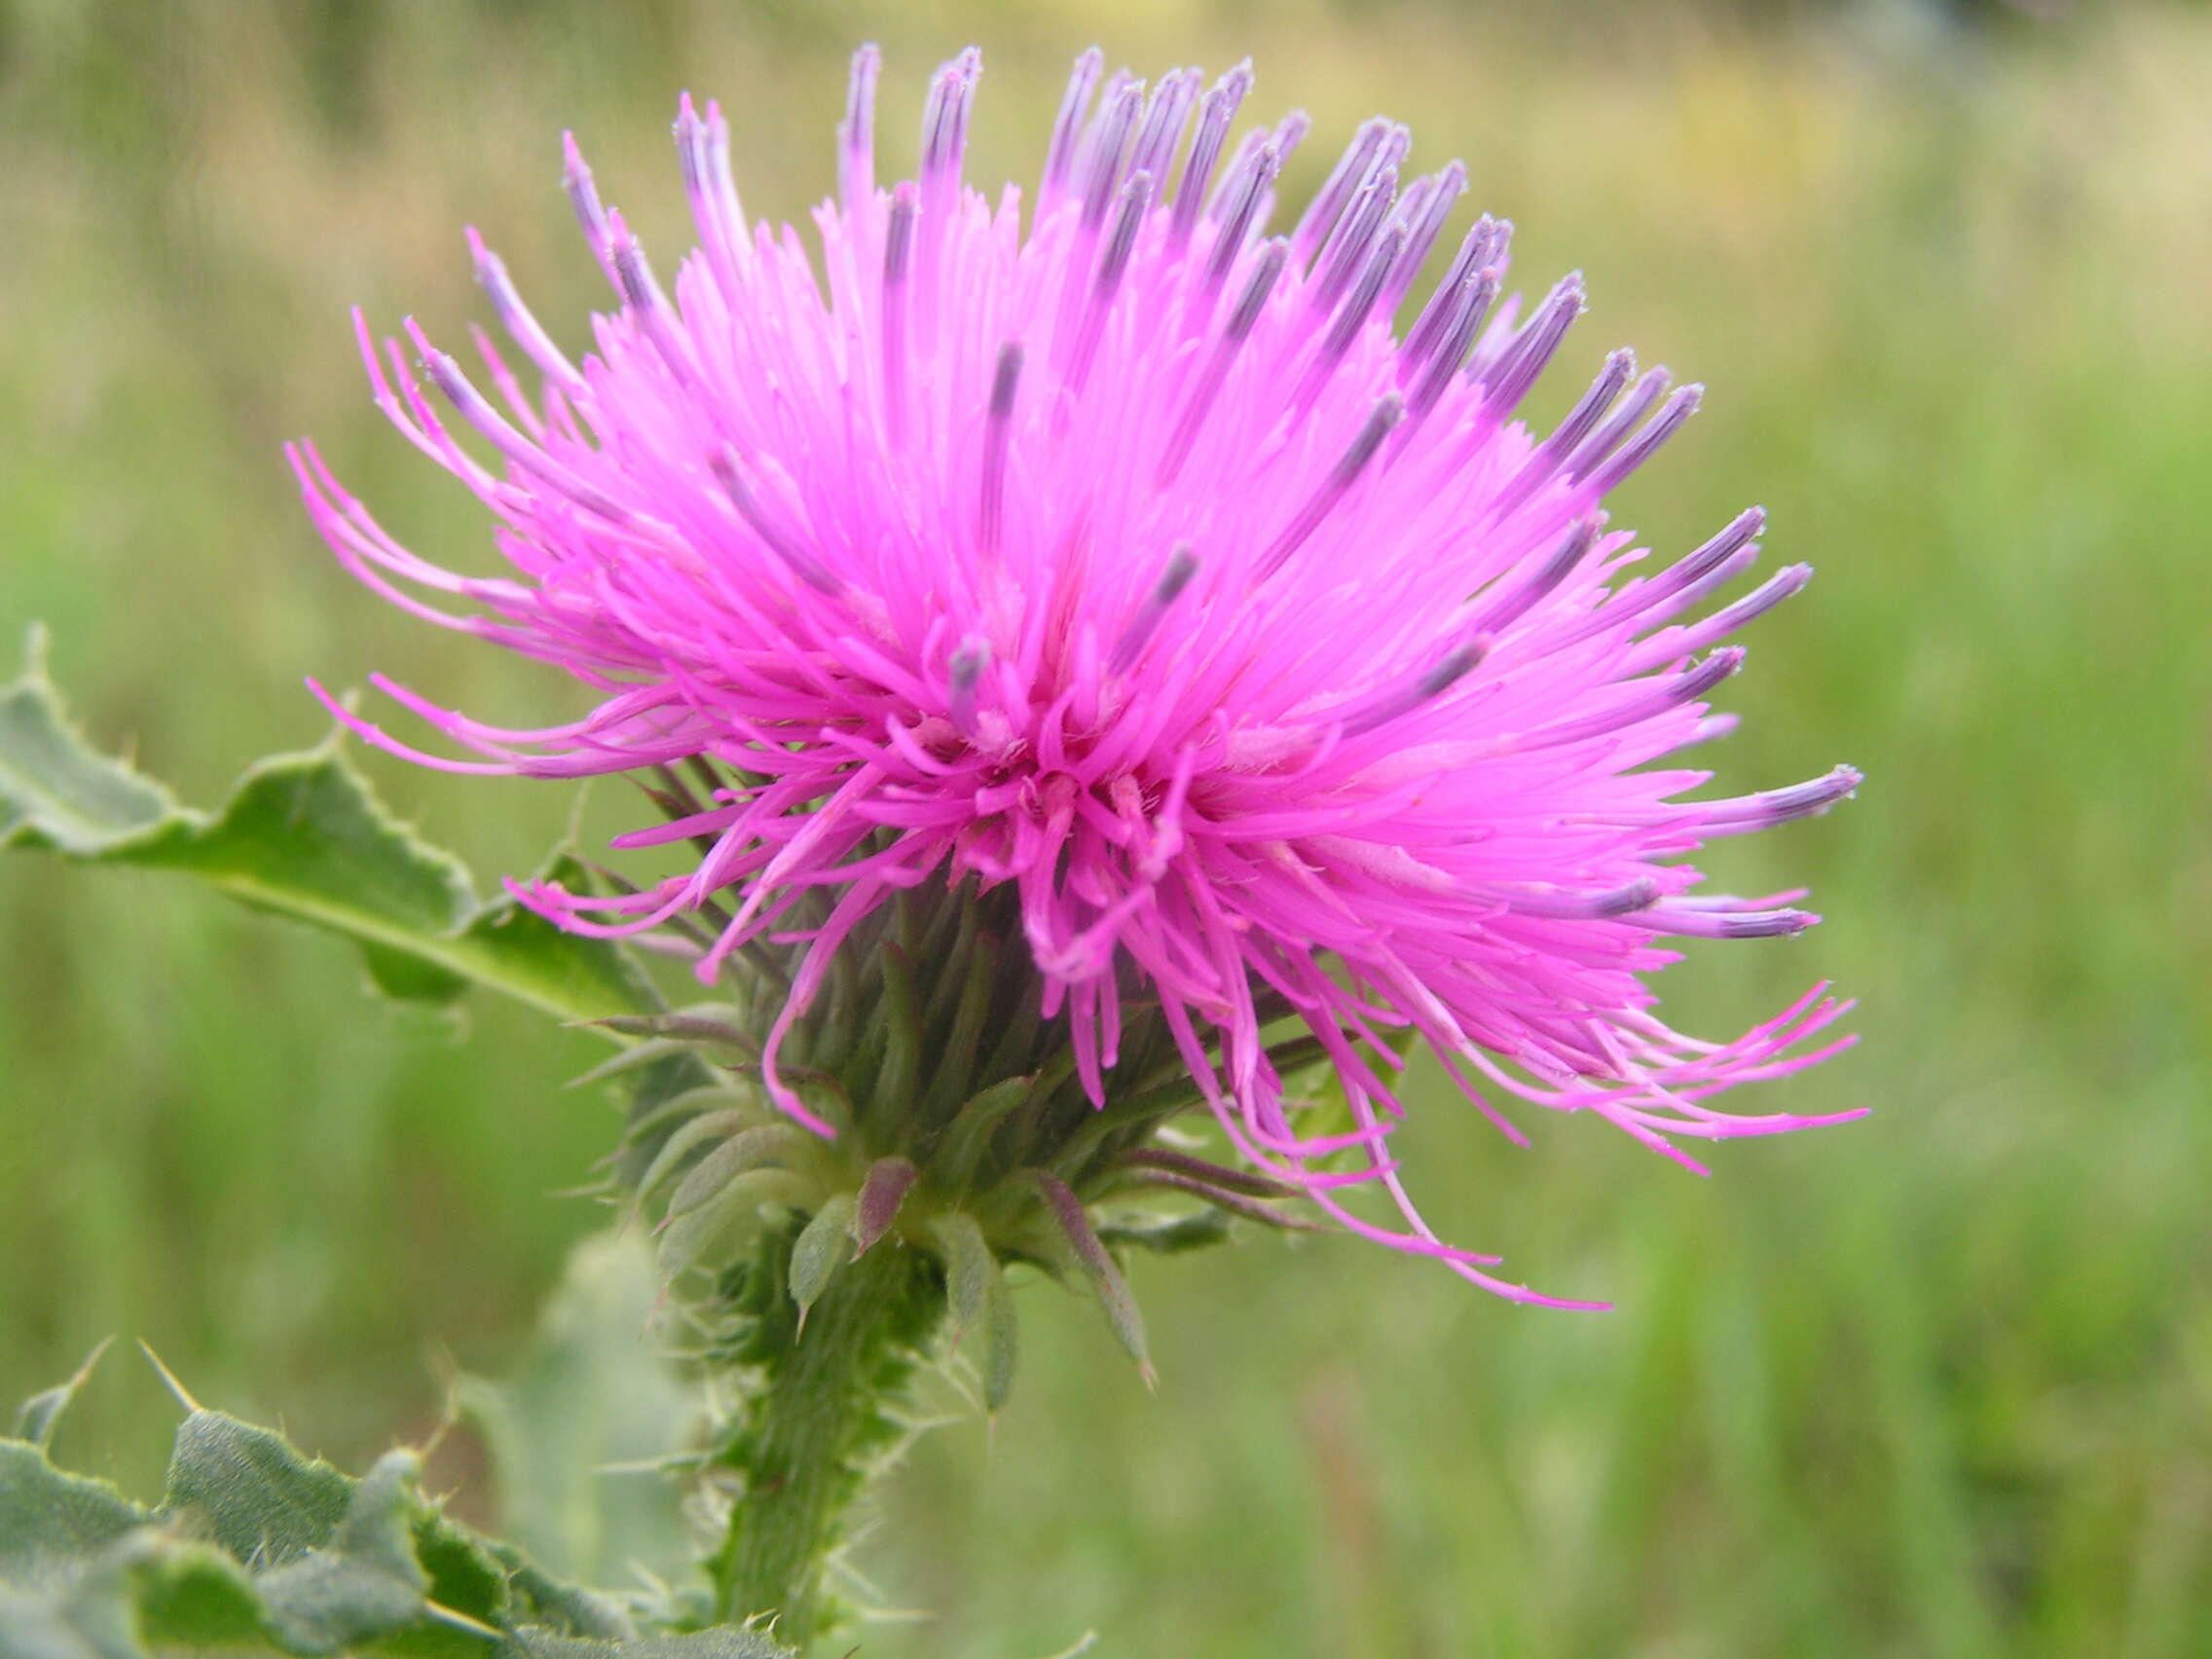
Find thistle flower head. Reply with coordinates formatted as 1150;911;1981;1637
296;46;1861;1307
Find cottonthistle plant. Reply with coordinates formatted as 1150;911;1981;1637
286;45;1860;1643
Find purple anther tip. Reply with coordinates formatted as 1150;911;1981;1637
948;637;989;734
990;342;1025;415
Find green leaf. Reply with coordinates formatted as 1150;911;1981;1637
665;1128;809;1222
496;1631;787;1659
1095;1209;1234;1256
0;1448;146;1592
457;1235;697;1594
850;1157;919;1256
982;1266;1019;1417
926;1212;993;1343
0;1577;136;1659
0;638;645;1028
0;1360;793;1659
245;1451;429;1655
654;1170;812;1285
11;1345;111;1456
161;1413;352;1567
1029;1172;1153;1386
925;1211;1019;1415
787;1196;856;1326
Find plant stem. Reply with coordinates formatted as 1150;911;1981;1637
712;1227;942;1651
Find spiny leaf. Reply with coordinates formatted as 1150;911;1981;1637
0;1446;147;1591
627;1108;755;1208
1106;1172;1326;1232
1028;1172;1153;1385
568;1040;702;1093
851;1158;919;1256
122;1535;269;1651
11;1343;111;1454
926;1212;994;1343
655;1170;813;1283
787;1196;857;1327
1108;1147;1300;1199
926;1210;1017;1412
0;645;645;1028
0;1357;794;1659
579;1015;756;1054
161;1414;351;1567
0;1574;139;1659
664;1127;809;1220
246;1452;428;1655
1094;1210;1233;1256
455;1235;695;1597
497;1630;788;1659
982;1267;1018;1416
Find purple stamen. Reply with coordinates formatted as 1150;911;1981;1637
1309;165;1399;313
1129;68;1202;189
1203;140;1283;290
1402;214;1508;372
467;229;585;392
561;131;612;264
1257;392;1405;579
1112;544;1200;670
1563;366;1673;481
1340;635;1488;737
710;448;841;594
1576;384;1705;497
610;228;667;318
1294;224;1406;413
1696;764;1863;830
1159;239;1290;486
1628;904;1819;940
415;338;629;524
1290;117;1390;263
1524;647;1746;750
1699;560;1812;635
1269;109;1312;172
948;636;989;736
979;341;1024;553
1042;48;1105;201
1170;62;1252;241
881;183;919;442
1077;78;1145;230
1380;161;1467;314
1486;350;1636;519
1467;518;1602;636
1403;268;1501;415
921;48;982;203
1066;171;1154;394
838;43;881;208
1488;878;1660;920
1475;273;1584;413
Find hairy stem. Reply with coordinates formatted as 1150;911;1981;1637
711;1225;943;1650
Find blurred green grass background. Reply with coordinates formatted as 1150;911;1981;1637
3;0;2209;1653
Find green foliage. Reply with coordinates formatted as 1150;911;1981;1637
0;1362;789;1659
0;637;645;1027
455;1235;698;1597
